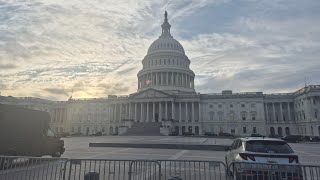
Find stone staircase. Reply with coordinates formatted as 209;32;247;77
121;122;162;136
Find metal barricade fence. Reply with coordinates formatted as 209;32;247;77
228;162;320;180
157;160;227;180
63;159;161;180
0;155;67;180
2;155;320;180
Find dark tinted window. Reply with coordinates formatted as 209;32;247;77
245;140;293;153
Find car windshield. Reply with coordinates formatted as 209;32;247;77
245;140;294;153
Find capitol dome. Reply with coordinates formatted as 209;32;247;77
137;11;195;93
147;36;185;55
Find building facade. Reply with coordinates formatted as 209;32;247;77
1;12;320;137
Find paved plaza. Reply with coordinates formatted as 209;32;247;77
61;136;320;165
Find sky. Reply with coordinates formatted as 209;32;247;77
0;0;320;100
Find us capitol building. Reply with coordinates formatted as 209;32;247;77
1;12;320;137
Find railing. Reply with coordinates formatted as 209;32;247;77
157;160;226;180
228;162;320;180
65;159;161;180
2;155;320;180
0;155;67;180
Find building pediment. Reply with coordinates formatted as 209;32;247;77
129;88;172;99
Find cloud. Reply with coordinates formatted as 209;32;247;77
43;88;68;96
0;0;319;100
0;63;18;69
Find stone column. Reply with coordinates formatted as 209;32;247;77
272;103;276;121
280;102;283;121
140;103;143;122
198;102;201;122
129;103;131;120
108;105;112;121
171;72;174;86
172;101;175;120
176;73;178;86
166;72;169;86
287;102;291;121
192;102;195;122
119;104;122;122
156;72;158;86
146;102;149;122
185;102;188;122
113;104;116;122
153;102;155;122
159;102;162;121
134;103;137;122
191;77;194;88
185;74;187;87
179;102;182;122
165;101;168;120
265;103;269;123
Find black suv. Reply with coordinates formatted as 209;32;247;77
281;135;303;143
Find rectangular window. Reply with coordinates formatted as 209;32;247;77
243;127;247;133
252;114;255;120
253;127;257;133
241;104;245;107
251;103;255;108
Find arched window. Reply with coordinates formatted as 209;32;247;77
302;111;305;120
311;126;314;136
195;126;199;135
115;126;119;133
270;127;275;136
188;126;193;133
175;126;179;135
278;127;283;136
315;110;318;118
285;127;290;135
182;126;186;134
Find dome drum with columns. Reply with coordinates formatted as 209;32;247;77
137;11;195;93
